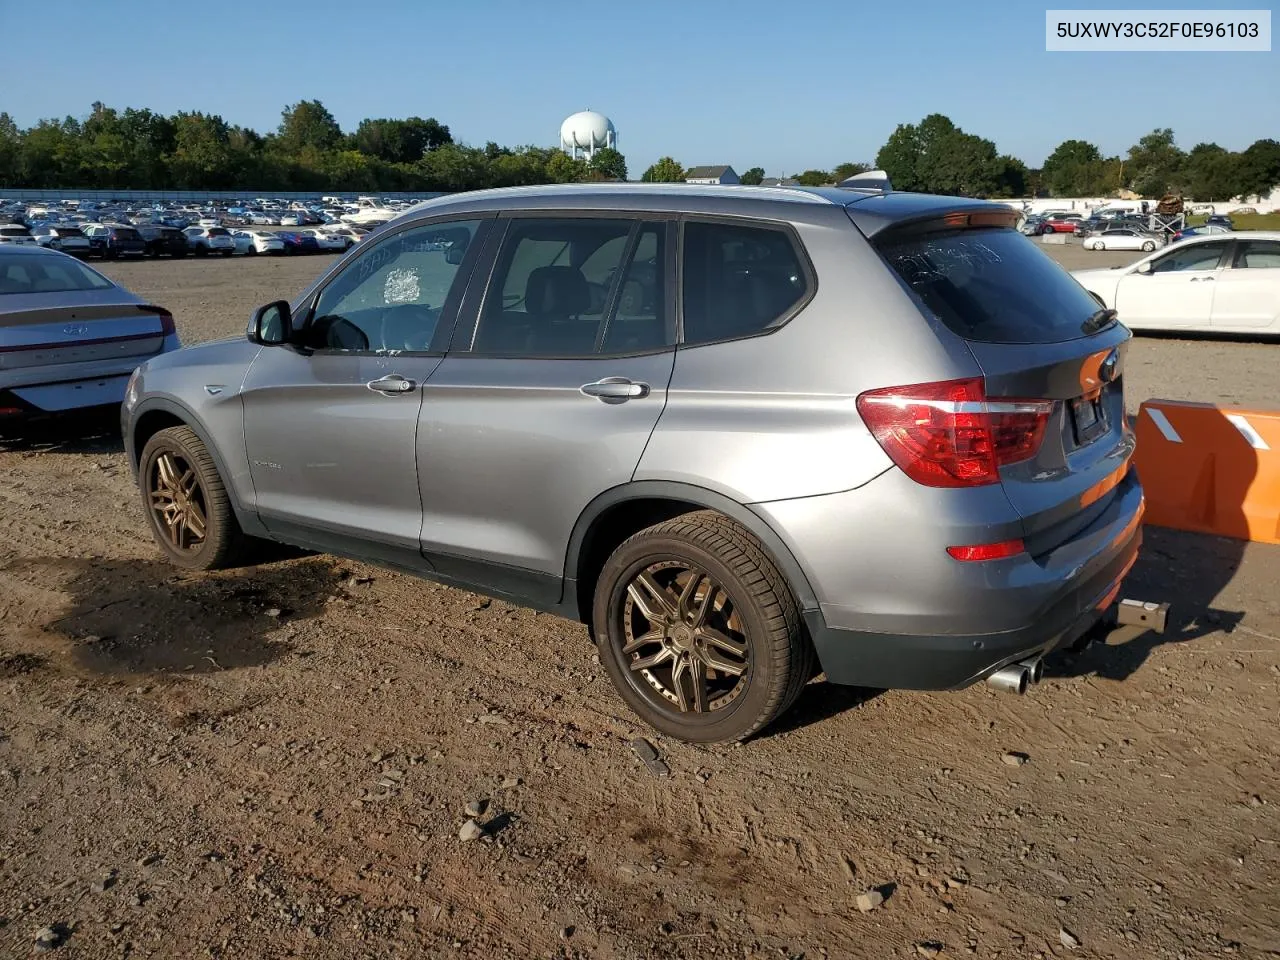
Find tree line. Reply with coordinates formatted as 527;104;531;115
2;101;1277;201
0;101;628;193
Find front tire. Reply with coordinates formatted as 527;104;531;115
1142;241;1156;251
593;511;813;743
138;426;251;571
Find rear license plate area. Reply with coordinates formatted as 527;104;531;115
1070;391;1107;444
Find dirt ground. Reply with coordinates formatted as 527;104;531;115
1;246;1278;960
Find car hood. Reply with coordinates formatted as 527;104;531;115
142;334;258;374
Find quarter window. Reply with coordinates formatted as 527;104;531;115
1232;240;1280;269
473;218;670;356
1149;241;1229;273
303;219;480;353
681;220;808;345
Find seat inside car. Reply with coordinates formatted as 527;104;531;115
476;264;600;355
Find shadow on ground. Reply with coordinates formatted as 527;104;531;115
0;406;125;455
1047;525;1246;682
26;555;348;675
755;680;883;739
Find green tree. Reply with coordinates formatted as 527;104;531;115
1126;128;1185;197
876;122;923;191
993;155;1028;197
1183;143;1240;201
793;169;831;186
641;156;684;182
877;115;1011;197
1042;139;1104;196
588;147;627;181
277;100;342;154
169;112;232;188
739;166;765;185
545;151;589;183
0;112;19;186
832;161;871;182
1237;139;1280;199
354;117;449;164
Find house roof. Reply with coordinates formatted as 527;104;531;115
684;165;736;179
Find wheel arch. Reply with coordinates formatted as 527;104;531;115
563;481;821;625
129;397;265;538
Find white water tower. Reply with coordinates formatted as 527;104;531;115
560;110;617;160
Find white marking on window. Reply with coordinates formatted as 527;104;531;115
1225;414;1271;451
1145;407;1182;444
384;267;420;304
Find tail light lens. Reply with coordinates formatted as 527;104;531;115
946;539;1026;562
139;305;176;337
856;377;1053;488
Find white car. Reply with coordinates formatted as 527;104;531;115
245;211;280;226
1083;228;1164;253
231;230;286;255
1072;231;1280;334
197;215;222;228
30;225;93;255
317;225;364;248
182;226;236;256
278;213;305;227
0;224;38;246
300;229;348;252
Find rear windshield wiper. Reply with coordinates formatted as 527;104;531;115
1082;307;1117;335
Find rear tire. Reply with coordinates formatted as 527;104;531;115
138;426;255;571
1142;241;1156;251
593;510;813;743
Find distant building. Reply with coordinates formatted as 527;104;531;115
684;165;740;185
759;177;800;187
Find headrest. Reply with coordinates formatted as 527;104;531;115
525;266;590;316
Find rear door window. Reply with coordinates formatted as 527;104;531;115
1231;240;1280;269
681;220;809;345
876;227;1108;344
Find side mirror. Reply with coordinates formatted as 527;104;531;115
248;300;292;345
445;245;465;265
1135;260;1153;275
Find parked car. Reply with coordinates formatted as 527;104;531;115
1041;214;1084;234
0;246;179;420
30;225;93;256
122;184;1145;742
231;230;286;255
245;211;280;226
278;213;306;227
276;231;320;254
300;229;347;252
1206;214;1235;229
183;226;236;257
1082;228;1164;252
137;225;191;258
1019;216;1046;236
1171;223;1232;243
1073;231;1280;334
82;223;147;259
0;223;38;246
317;225;365;248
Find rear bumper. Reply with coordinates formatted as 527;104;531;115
755;470;1146;690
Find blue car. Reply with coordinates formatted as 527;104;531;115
276;231;320;254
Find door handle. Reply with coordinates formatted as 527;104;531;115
580;377;650;401
1190;276;1215;283
367;375;416;395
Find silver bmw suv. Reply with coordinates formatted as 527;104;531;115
123;183;1144;742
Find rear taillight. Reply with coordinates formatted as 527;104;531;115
140;305;176;337
856;377;1053;488
946;539;1026;562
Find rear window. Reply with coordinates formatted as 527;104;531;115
207;228;230;237
0;226;30;236
54;227;85;237
876;227;1105;344
0;254;114;294
113;227;142;240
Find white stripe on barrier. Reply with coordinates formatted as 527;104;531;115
1146;408;1183;444
1225;414;1272;451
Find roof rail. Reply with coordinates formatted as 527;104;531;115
838;169;892;194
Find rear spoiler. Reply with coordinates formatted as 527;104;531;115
838;169;893;194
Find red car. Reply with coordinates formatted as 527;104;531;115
1040;215;1083;234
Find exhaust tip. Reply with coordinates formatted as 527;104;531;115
987;664;1030;695
1025;657;1044;685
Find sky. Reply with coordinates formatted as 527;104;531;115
1;0;1276;175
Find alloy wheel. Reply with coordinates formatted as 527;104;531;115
619;561;750;715
148;450;208;552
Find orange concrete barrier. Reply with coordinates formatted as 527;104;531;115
1134;400;1280;545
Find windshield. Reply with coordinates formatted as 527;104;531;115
876;227;1106;344
0;253;115;294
